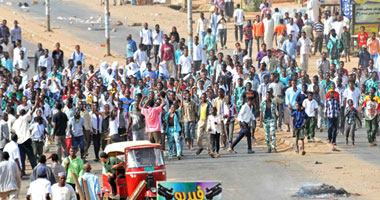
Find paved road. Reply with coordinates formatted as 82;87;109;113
315;126;380;167
4;0;141;57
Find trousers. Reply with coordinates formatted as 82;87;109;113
224;121;234;145
148;131;163;148
0;190;18;200
327;117;338;143
210;133;220;153
19;139;37;175
32;141;44;159
167;128;182;157
345;122;356;143
231;123;252;150
219;29;227;47
263;120;276;149
245;39;253;58
365;117;378;143
235;25;243;42
197;119;210;152
83;130;92;156
305;117;316;139
93;134;101;160
55;135;68;161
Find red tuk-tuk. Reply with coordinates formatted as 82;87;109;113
102;141;166;200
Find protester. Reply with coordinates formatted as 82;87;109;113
79;163;101;200
51;172;77;200
292;102;307;155
26;167;52;200
0;152;21;199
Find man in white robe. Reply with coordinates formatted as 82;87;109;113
307;0;320;23
263;13;275;49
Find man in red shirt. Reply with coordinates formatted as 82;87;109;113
358;26;368;50
243;19;253;57
160;35;175;78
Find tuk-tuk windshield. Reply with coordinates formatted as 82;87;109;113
127;148;164;168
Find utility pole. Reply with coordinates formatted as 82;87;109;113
104;0;111;56
187;0;193;54
45;0;51;31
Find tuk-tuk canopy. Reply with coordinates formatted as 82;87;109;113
104;141;156;154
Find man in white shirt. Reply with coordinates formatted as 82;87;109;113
297;31;313;72
343;80;361;108
286;18;299;41
152;24;164;64
13;40;26;65
38;49;53;74
12;107;37;175
228;97;255;154
233;4;245;42
140;23;153;58
323;12;333;43
51;172;77;200
193;36;204;72
71;45;85;67
178;47;193;78
3;134;22;172
0;152;21;200
26;167;52;200
133;44;149;67
196;12;209;45
307;0;320;22
302;92;319;141
217;11;228;49
14;50;29;77
332;15;344;39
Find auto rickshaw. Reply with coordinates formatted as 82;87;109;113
102;141;166;200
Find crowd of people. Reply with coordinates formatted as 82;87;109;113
1;0;380;198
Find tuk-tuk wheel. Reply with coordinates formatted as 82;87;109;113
145;197;156;200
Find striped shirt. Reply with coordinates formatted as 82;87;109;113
324;98;341;118
313;22;324;33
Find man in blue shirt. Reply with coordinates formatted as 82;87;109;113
126;34;137;60
291;102;307;155
282;34;297;59
79;163;101;200
285;79;300;136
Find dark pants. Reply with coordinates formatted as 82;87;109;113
210;133;220;153
235;25;243;42
32;141;44;159
339;107;345;134
83;130;92;156
153;44;160;64
110;134;122;143
19;139;37;175
108;175;117;195
231;123;252;150
327;117;339;143
219;29;227;48
224;2;234;18
245;39;253;58
315;34;323;54
93;134;101;160
71;136;84;156
194;60;202;72
145;44;152;58
0;148;3;161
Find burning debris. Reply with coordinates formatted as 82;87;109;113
295;184;350;198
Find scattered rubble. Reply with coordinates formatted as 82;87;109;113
113;20;123;26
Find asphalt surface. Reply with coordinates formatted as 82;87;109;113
315;126;380;168
4;0;141;57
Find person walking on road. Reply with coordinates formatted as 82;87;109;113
51;172;77;200
260;91;278;153
228;97;255;154
292;102;307;155
362;92;379;146
324;90;341;148
344;99;361;146
52;102;69;162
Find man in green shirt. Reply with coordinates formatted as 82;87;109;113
100;152;125;197
341;26;351;62
203;28;217;56
62;147;84;190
